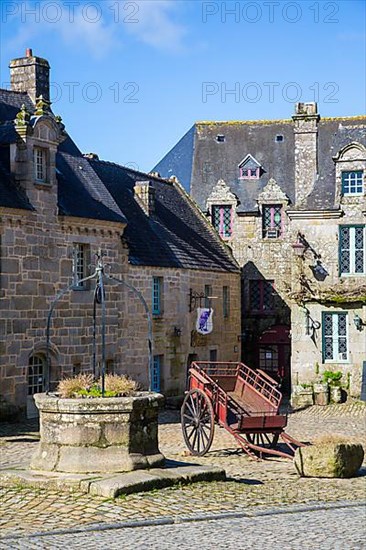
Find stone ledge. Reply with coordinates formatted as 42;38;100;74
0;461;226;498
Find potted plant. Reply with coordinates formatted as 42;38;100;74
30;373;165;474
322;370;343;404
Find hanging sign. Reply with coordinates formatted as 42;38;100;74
196;308;213;335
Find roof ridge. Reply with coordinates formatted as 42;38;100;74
196;119;292;125
90;158;174;185
321;115;366;121
196;115;366;126
0;88;29;96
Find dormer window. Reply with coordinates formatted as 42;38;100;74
34;146;48;183
238;154;262;180
342;170;363;195
216;134;225;143
240;167;259;179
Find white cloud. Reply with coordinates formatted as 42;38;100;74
58;10;118;60
4;1;119;61
122;0;188;52
3;0;188;61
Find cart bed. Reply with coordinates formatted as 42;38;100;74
182;361;303;459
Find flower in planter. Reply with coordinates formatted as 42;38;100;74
322;370;343;387
57;373;138;398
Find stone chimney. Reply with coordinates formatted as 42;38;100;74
9;48;50;104
134;181;155;216
292;102;320;206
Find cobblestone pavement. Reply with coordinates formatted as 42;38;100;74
0;402;365;540
0;503;365;549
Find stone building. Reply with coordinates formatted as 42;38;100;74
154;104;366;397
0;50;241;417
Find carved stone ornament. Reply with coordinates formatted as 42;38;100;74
257;177;290;205
35;95;51;116
206;179;238;208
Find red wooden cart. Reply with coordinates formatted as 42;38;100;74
181;362;304;459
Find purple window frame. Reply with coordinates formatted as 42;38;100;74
262;205;283;238
249;280;275;312
239;167;260;179
212;205;233;239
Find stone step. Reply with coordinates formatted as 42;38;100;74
0;461;226;499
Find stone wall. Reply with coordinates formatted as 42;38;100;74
124;266;241;394
0;116;241;413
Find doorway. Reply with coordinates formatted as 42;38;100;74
258;325;291;396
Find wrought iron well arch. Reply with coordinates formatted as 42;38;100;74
46;250;153;395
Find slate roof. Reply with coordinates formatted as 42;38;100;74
0;89;34;121
0;121;19;144
90;160;239;272
56;152;126;223
0;89;126;223
0;88;237;272
0;160;33;210
154;116;366;213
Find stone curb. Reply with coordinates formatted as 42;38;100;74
1;500;364;541
0;463;226;498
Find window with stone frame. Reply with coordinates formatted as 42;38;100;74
28;355;46;395
152;276;163;315
72;243;90;289
341;170;363;196
339;226;365;276
33;146;48;183
322;312;348;362
249;280;274;312
262;204;283;238
223;285;230;318
204;284;212;308
212;205;233;238
151;355;162;391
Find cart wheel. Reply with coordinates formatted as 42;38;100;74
246;433;279;450
181;389;215;456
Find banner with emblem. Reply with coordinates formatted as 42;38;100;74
196;308;213;335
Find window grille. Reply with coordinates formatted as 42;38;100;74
262;205;282;238
340;226;365;275
223;286;230;318
204;284;212;308
322;312;348;362
34;147;47;182
152;277;163;315
152;355;162;392
72;244;89;288
342;171;363;195
212;205;233;238
249;280;274;312
28;355;45;395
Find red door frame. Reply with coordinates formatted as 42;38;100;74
258;325;291;395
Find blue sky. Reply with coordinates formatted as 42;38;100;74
1;0;365;171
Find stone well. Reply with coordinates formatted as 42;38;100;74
30;392;165;474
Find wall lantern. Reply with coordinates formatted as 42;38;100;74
353;314;366;331
292;232;321;260
292;239;307;257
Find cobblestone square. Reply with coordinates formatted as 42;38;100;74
0;402;365;542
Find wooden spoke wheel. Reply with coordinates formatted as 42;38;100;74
181;389;215;456
246;432;279;450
